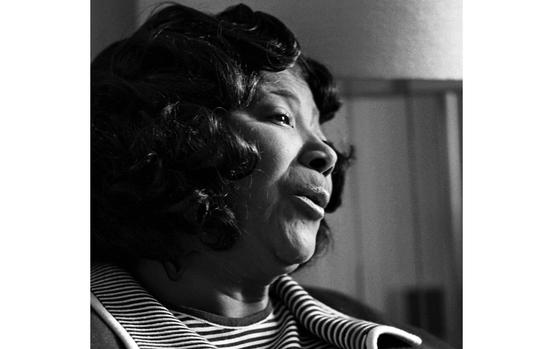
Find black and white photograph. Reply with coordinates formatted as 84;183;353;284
3;1;559;348
90;1;461;348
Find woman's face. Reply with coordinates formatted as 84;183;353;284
227;69;337;276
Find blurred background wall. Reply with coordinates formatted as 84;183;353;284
91;1;462;347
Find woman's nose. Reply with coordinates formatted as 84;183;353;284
299;139;338;176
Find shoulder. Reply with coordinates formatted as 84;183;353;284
91;308;126;349
305;286;456;349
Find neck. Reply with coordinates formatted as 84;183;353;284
133;253;277;318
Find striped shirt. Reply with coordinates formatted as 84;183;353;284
170;298;336;348
91;264;421;349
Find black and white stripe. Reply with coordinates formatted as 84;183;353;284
171;297;335;349
91;264;420;349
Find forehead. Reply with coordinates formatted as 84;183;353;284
259;68;308;93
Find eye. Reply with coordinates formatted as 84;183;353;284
270;113;294;128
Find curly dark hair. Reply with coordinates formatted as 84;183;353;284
91;3;353;264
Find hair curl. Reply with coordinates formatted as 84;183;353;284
91;2;353;264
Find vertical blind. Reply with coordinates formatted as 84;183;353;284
295;80;462;348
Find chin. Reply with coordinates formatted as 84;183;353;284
279;248;314;266
274;229;317;267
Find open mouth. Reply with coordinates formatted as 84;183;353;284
297;188;329;209
291;187;330;220
292;195;325;219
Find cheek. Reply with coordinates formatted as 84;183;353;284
255;137;297;181
230;142;296;218
228;172;281;224
237;124;300;179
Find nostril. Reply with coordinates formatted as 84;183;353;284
309;158;326;171
309;157;334;176
300;143;337;176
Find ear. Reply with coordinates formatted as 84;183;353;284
162;259;185;281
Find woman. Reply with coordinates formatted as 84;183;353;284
91;3;431;348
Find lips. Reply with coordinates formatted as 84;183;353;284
295;187;330;209
291;186;331;220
